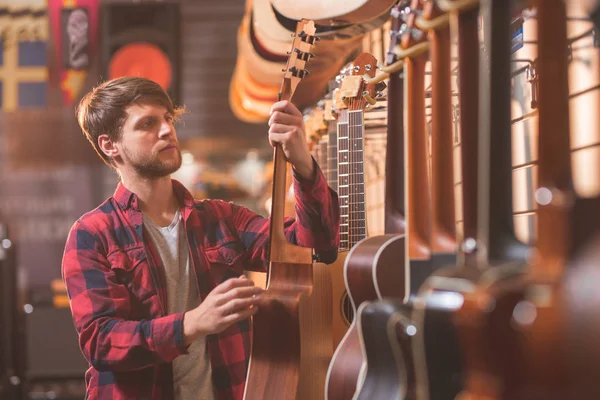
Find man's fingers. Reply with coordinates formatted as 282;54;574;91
268;123;293;135
269;110;302;127
223;304;260;325
268;131;291;147
270;100;302;117
210;275;254;295
217;285;263;306
222;295;262;316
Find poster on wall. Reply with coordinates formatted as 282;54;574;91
48;0;99;105
0;0;49;112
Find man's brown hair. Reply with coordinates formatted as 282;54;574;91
76;76;185;167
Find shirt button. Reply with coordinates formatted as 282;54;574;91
226;258;233;263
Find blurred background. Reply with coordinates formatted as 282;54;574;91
0;0;599;399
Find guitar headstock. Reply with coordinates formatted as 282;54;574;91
280;19;318;101
304;103;327;143
386;0;411;65
399;0;426;50
339;53;385;112
331;65;353;117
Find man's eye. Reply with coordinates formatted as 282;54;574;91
165;115;174;123
142;119;154;128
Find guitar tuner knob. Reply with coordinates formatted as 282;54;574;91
411;29;425;41
306;35;318;45
362;91;377;106
374;82;387;93
388;29;401;38
390;6;401;19
294;48;315;61
292;69;310;79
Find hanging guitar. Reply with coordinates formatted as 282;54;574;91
460;1;599;398
243;19;333;400
326;34;405;399
326;61;383;348
343;3;419;399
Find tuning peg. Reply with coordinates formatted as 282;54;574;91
298;30;319;45
294;48;316;61
299;69;310;78
374;81;387;93
288;66;310;78
362;91;377;106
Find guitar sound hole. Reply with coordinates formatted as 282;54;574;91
340;290;354;325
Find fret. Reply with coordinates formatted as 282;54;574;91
348;212;366;218
348;221;366;228
327;119;338;192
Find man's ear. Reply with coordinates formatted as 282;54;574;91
98;134;119;159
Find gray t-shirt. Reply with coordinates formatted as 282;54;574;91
143;210;215;400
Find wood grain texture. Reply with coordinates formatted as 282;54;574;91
244;20;333;400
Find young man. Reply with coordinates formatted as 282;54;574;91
62;77;339;400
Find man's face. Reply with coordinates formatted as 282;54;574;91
115;103;182;178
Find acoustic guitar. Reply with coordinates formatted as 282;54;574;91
324;52;392;400
407;1;533;399
345;3;420;398
325;63;387;348
243;19;333;400
458;1;599;398
325;2;433;396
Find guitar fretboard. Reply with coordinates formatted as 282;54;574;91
327;120;338;192
338;109;366;251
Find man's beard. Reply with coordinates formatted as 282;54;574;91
122;146;183;179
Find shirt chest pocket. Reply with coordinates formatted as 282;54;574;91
203;241;246;283
108;247;162;317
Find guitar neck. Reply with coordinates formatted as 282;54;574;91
338;109;351;251
384;71;406;234
327;119;339;192
338;109;367;250
349;110;367;247
535;0;577;274
318;135;329;181
456;6;480;247
405;55;432;260
477;0;528;264
429;16;456;254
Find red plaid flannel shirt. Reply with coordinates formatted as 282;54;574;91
62;162;339;400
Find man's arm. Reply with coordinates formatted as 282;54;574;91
231;158;340;270
62;220;189;372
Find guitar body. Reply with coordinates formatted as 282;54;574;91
328;251;351;348
355;300;416;400
245;261;332;399
326;234;406;400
